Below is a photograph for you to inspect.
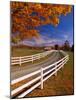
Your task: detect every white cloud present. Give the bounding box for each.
[19,34,63,46]
[63,35,68,40]
[33,35,62,46]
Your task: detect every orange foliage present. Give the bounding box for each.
[11,2,72,41]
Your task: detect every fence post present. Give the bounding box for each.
[32,55,33,63]
[62,58,66,69]
[41,67,43,89]
[19,57,21,66]
[67,55,69,61]
[55,64,57,76]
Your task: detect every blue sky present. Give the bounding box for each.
[22,6,74,47]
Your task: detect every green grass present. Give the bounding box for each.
[11,47,45,57]
[62,52,74,80]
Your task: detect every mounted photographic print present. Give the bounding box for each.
[10,1,74,99]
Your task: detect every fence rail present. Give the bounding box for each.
[11,50,55,66]
[11,51,69,98]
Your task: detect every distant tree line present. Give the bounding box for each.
[11,40,74,52]
[54,40,74,52]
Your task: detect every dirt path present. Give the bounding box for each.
[11,51,62,80]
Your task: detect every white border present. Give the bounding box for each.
[0,0,76,100]
[11,0,76,4]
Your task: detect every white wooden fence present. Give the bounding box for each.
[11,51,69,98]
[11,50,55,66]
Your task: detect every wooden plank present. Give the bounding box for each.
[12,76,41,95]
[11,69,41,85]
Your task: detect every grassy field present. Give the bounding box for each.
[11,47,45,57]
[11,47,54,68]
[26,52,74,97]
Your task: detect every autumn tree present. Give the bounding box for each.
[63,40,71,51]
[11,2,72,42]
[54,44,59,50]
